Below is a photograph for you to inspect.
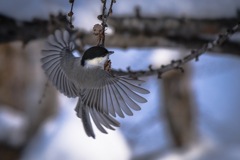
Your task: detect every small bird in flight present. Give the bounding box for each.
[41,30,150,138]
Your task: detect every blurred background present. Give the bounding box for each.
[0,0,240,160]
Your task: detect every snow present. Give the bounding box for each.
[0,105,28,147]
[0,0,240,159]
[21,95,130,160]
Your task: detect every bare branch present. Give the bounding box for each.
[111,23,240,78]
[98,0,115,46]
[99,0,107,46]
[68,0,75,29]
[108,9,238,37]
[107,0,115,17]
[1,13,239,56]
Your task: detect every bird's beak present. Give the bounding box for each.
[108,51,114,55]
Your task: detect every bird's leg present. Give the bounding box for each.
[104,60,112,73]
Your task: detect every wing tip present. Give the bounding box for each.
[89,133,96,139]
[137,88,150,95]
[128,112,134,116]
[140,98,148,103]
[145,90,150,94]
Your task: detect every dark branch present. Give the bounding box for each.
[99,34,240,56]
[108,10,239,37]
[99,0,115,46]
[68,0,75,29]
[100,0,107,46]
[111,24,240,78]
[0,13,71,44]
[106,9,240,53]
[107,0,115,17]
[1,13,239,56]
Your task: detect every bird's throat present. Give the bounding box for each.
[84,56,108,69]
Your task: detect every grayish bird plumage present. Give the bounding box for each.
[41,30,150,138]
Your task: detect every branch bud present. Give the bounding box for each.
[68,12,74,17]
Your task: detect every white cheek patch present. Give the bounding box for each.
[85,56,108,69]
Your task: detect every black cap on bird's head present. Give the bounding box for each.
[81,46,113,66]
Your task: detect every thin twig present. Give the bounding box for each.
[107,0,115,17]
[101,0,107,46]
[111,23,240,78]
[98,0,115,46]
[68,0,75,29]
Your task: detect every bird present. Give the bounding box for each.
[41,30,150,138]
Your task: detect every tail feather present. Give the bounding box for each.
[75,98,121,138]
[76,98,95,139]
[82,107,95,138]
[75,99,82,118]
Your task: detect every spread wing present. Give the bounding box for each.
[41,30,79,98]
[79,73,150,118]
[75,72,150,136]
[41,30,150,137]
